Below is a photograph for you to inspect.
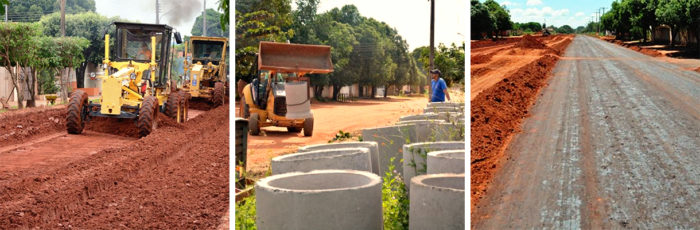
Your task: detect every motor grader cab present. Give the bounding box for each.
[66,22,186,137]
[240,41,333,136]
[182,36,228,106]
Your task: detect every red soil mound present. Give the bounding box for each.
[0,106,66,148]
[471,54,563,208]
[472,53,492,65]
[514,35,548,49]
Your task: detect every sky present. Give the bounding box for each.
[96,0,218,36]
[492,0,614,28]
[306,0,466,51]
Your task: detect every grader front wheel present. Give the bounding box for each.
[138,96,159,137]
[165,91,182,122]
[66,90,88,134]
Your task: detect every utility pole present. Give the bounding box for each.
[203,0,207,36]
[4,4,7,22]
[156,0,160,24]
[60,0,66,37]
[600,7,606,35]
[428,0,434,96]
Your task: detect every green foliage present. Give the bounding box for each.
[219,0,230,31]
[191,9,229,37]
[484,0,512,33]
[328,130,353,143]
[556,25,575,34]
[7,0,95,22]
[235,194,257,230]
[470,0,495,40]
[235,0,294,83]
[38,70,58,94]
[382,157,409,230]
[412,43,465,86]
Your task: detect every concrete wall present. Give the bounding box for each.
[256,170,383,230]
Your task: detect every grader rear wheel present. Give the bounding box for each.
[212,82,225,107]
[165,91,181,121]
[66,90,88,134]
[138,96,159,137]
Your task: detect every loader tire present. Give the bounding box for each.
[239,99,250,118]
[211,82,225,107]
[138,96,158,137]
[165,91,181,121]
[287,127,302,133]
[249,113,260,135]
[303,117,314,137]
[66,90,88,134]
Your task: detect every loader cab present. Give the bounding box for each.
[113,22,174,87]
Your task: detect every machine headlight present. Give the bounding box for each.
[121,79,129,86]
[89,72,96,80]
[130,73,136,80]
[102,63,108,69]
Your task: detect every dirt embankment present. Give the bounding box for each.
[602,37,664,57]
[0,106,229,228]
[0,106,66,148]
[470,35,573,208]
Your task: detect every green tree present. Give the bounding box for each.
[40,12,118,88]
[471,0,495,40]
[219,0,229,31]
[7,0,94,22]
[0,22,41,109]
[235,0,294,84]
[484,0,512,37]
[656,0,686,47]
[191,8,229,37]
[556,25,574,34]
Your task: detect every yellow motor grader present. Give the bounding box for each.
[240,41,333,136]
[182,36,228,107]
[66,22,186,137]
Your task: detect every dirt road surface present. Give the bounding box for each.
[0,105,228,228]
[238,96,429,176]
[474,35,699,228]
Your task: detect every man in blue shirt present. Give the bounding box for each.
[430,69,450,102]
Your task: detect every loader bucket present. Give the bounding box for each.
[258,41,333,74]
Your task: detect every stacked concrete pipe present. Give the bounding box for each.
[427,150,465,174]
[403,141,464,190]
[271,148,371,175]
[256,170,383,230]
[399,113,439,122]
[298,142,380,175]
[362,124,415,176]
[409,173,465,230]
[424,106,462,114]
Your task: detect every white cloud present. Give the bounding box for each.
[501,1,518,7]
[510,6,584,27]
[526,0,543,6]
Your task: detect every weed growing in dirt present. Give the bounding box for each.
[328,130,362,143]
[382,157,409,230]
[235,193,257,230]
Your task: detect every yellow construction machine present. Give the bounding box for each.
[66,22,186,137]
[240,41,333,136]
[182,36,228,107]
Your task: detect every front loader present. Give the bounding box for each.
[240,41,333,136]
[182,36,228,107]
[66,22,186,137]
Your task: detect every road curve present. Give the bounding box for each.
[473,35,700,229]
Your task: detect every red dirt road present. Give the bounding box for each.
[0,105,228,228]
[236,96,430,175]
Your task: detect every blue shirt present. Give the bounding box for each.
[431,78,447,102]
